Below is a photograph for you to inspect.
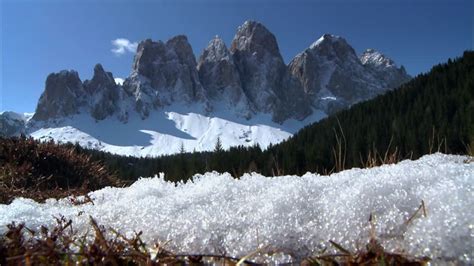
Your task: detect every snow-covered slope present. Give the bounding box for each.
[1,154,472,264]
[0,111,33,136]
[28,105,326,157]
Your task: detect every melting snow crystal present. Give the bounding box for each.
[0,153,473,263]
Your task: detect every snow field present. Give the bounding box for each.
[28,106,326,157]
[0,153,472,263]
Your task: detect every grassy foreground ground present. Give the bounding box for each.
[0,216,429,265]
[1,137,468,265]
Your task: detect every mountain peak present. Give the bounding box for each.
[230,20,311,122]
[231,20,281,58]
[90,64,114,85]
[241,20,271,32]
[32,70,86,121]
[289,33,411,114]
[166,35,189,46]
[83,64,121,121]
[360,48,396,68]
[197,35,250,115]
[86,63,115,85]
[166,35,196,64]
[359,48,411,89]
[200,35,230,63]
[309,34,351,50]
[210,35,225,45]
[126,35,205,118]
[57,69,80,78]
[136,39,162,52]
[93,63,105,74]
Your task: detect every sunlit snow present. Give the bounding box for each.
[0,154,472,263]
[28,104,326,157]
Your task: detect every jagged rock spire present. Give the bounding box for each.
[230,20,311,122]
[124,36,207,118]
[32,70,86,121]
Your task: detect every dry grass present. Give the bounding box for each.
[359,137,404,169]
[0,136,123,204]
[0,216,177,265]
[0,216,260,265]
[0,205,432,266]
[301,238,429,266]
[331,118,347,173]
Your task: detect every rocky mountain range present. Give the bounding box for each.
[1,20,411,156]
[29,20,409,123]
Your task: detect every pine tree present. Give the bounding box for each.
[214,137,223,153]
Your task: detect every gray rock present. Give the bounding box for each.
[197,36,253,117]
[124,36,206,118]
[230,20,311,122]
[360,48,411,89]
[289,34,411,114]
[83,64,121,121]
[32,70,86,121]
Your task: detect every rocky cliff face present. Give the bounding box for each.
[83,64,122,121]
[360,48,411,89]
[32,70,86,121]
[197,36,252,117]
[289,34,411,114]
[32,65,125,122]
[25,21,410,126]
[230,21,311,122]
[124,36,207,119]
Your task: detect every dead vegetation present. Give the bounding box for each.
[0,136,122,204]
[0,216,259,265]
[0,202,432,265]
[302,238,430,266]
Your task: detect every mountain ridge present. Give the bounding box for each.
[0,20,411,156]
[29,20,410,124]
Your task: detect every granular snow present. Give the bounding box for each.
[0,153,472,263]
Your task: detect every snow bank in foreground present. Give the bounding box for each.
[0,154,473,263]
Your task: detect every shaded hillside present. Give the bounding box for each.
[74,51,473,181]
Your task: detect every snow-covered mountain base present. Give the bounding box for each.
[28,105,326,157]
[1,154,472,263]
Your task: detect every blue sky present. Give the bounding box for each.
[1,0,472,113]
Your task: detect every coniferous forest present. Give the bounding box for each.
[65,51,474,182]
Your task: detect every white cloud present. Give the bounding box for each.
[111,38,138,56]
